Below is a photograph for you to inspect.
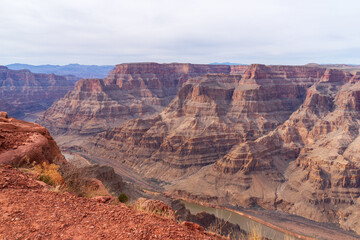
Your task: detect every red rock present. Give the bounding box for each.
[0,166,218,240]
[181,221,204,232]
[0,114,66,166]
[0,112,8,118]
[92,195,112,203]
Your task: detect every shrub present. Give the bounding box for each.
[130,198,176,220]
[33,162,64,187]
[39,174,53,185]
[118,193,129,203]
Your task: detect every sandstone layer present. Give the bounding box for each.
[0,111,66,166]
[39,63,247,135]
[84,65,360,235]
[0,66,74,119]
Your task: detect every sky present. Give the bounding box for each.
[0,0,360,65]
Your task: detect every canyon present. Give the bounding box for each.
[0,62,358,238]
[0,66,74,119]
[38,63,360,236]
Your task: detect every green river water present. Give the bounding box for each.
[182,200,301,240]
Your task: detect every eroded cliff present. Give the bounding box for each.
[0,66,74,119]
[82,65,360,234]
[39,63,235,135]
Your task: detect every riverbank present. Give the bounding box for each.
[169,195,360,240]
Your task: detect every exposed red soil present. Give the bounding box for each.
[0,166,219,240]
[0,112,66,166]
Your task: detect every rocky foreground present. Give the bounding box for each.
[0,112,221,239]
[0,166,218,240]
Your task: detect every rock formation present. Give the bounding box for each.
[169,68,360,234]
[0,111,66,166]
[61,163,123,197]
[86,65,326,179]
[0,66,74,119]
[0,166,218,240]
[82,64,360,234]
[39,63,239,135]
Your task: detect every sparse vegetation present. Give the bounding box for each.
[247,222,264,240]
[39,174,52,185]
[33,162,64,187]
[118,193,129,203]
[204,209,247,239]
[130,198,175,220]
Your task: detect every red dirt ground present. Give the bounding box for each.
[0,166,220,240]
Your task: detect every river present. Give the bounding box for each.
[181,200,301,240]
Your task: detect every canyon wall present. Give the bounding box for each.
[39,63,234,134]
[0,66,74,119]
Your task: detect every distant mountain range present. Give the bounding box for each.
[6,63,114,79]
[210,62,245,65]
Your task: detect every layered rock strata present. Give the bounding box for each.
[0,66,74,119]
[87,65,326,180]
[169,69,360,234]
[39,63,245,135]
[85,65,360,234]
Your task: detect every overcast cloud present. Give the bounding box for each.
[0,0,359,65]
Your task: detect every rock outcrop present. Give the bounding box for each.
[0,66,74,119]
[39,63,238,135]
[133,198,176,221]
[0,111,66,166]
[83,65,360,234]
[61,163,123,197]
[0,166,218,240]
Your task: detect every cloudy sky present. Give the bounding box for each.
[0,0,359,65]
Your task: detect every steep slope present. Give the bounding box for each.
[0,66,74,119]
[0,166,218,240]
[39,63,237,135]
[0,111,66,166]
